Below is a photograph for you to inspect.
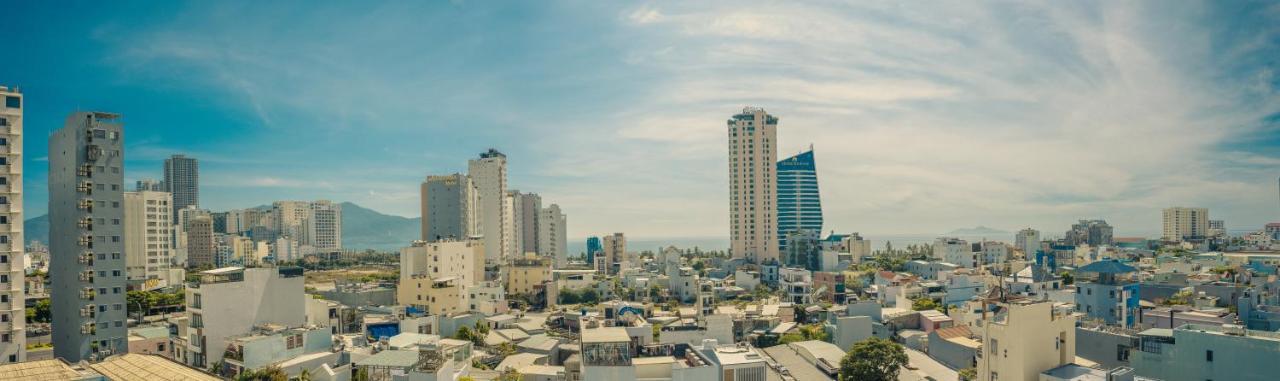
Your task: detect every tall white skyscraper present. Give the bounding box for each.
[0,86,25,363]
[124,190,173,290]
[728,107,779,262]
[1015,228,1040,257]
[503,190,519,258]
[50,111,129,362]
[538,204,567,267]
[468,149,508,262]
[1163,207,1209,242]
[305,200,342,251]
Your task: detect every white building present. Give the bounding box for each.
[303,200,341,251]
[976,300,1076,381]
[469,149,508,262]
[538,204,567,267]
[185,267,305,369]
[780,267,813,304]
[399,239,486,288]
[0,86,23,363]
[1015,228,1040,257]
[124,190,173,290]
[728,107,779,262]
[977,241,1009,266]
[935,237,973,267]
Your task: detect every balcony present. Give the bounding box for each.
[77,181,93,194]
[81,323,96,335]
[80,306,95,318]
[78,252,94,265]
[78,271,94,283]
[80,287,96,301]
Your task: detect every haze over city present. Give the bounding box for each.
[3,1,1276,240]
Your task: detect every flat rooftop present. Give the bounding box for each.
[582,327,631,343]
[89,353,220,381]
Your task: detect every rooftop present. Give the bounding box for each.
[89,354,220,381]
[711,345,766,365]
[582,327,631,343]
[356,350,421,368]
[1041,363,1107,381]
[0,360,90,381]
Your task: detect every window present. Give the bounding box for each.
[1206,350,1213,362]
[4,96,18,109]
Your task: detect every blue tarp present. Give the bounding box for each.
[367,322,400,341]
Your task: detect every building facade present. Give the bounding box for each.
[1163,207,1209,242]
[50,111,129,362]
[538,204,567,267]
[728,107,779,262]
[776,149,821,253]
[184,267,305,369]
[0,86,23,363]
[123,190,173,290]
[976,300,1076,381]
[420,173,480,242]
[186,215,216,268]
[1015,228,1039,257]
[602,233,626,275]
[468,149,508,262]
[162,154,198,221]
[303,200,341,251]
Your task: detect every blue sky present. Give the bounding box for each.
[4,0,1279,239]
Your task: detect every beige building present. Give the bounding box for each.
[0,85,24,363]
[1162,207,1208,242]
[185,215,216,268]
[506,255,552,296]
[976,299,1076,381]
[538,204,567,267]
[728,107,779,262]
[399,239,486,288]
[602,233,626,275]
[399,276,465,316]
[271,201,310,240]
[124,190,173,290]
[469,149,508,263]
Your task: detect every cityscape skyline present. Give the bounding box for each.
[3,1,1279,240]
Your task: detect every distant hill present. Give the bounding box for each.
[24,214,48,245]
[946,226,1010,236]
[339,202,420,251]
[24,202,420,251]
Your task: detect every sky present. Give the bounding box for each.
[4,0,1279,240]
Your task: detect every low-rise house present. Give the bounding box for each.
[1130,324,1280,381]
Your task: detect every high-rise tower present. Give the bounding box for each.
[162,154,198,221]
[0,86,25,363]
[776,148,822,253]
[468,149,508,262]
[421,173,480,242]
[50,111,129,362]
[728,107,779,262]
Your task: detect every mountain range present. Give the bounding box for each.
[24,202,420,252]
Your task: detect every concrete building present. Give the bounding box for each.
[469,148,508,262]
[135,178,163,192]
[976,241,1009,266]
[50,111,129,362]
[976,300,1076,381]
[303,200,341,251]
[1130,324,1280,381]
[420,173,480,242]
[515,191,542,256]
[602,233,626,275]
[220,325,337,379]
[1065,219,1114,247]
[185,215,216,268]
[1163,207,1209,242]
[935,237,972,266]
[399,239,486,289]
[0,86,23,364]
[162,154,198,222]
[776,148,822,254]
[586,236,602,264]
[506,255,552,296]
[184,266,306,368]
[1016,228,1040,257]
[779,267,812,304]
[123,190,173,290]
[1074,260,1140,327]
[539,204,567,267]
[728,107,779,262]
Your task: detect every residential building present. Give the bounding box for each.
[506,255,552,296]
[186,215,216,268]
[975,241,1009,266]
[468,148,508,262]
[776,148,822,253]
[303,200,341,251]
[1065,220,1113,247]
[50,111,128,362]
[503,190,519,259]
[515,191,541,255]
[399,239,486,289]
[135,178,163,192]
[603,233,626,275]
[420,173,480,242]
[728,107,779,262]
[163,154,198,222]
[123,190,173,290]
[272,201,310,241]
[1130,324,1280,381]
[184,266,306,368]
[935,237,972,267]
[783,229,820,271]
[1015,228,1040,257]
[1163,207,1209,242]
[220,325,338,379]
[1074,260,1140,327]
[976,300,1076,381]
[0,86,23,364]
[538,204,567,267]
[780,267,812,304]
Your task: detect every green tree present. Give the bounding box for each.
[353,367,370,381]
[959,367,977,381]
[27,299,52,323]
[498,368,523,381]
[779,333,806,344]
[839,337,908,381]
[911,297,940,312]
[1060,272,1075,285]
